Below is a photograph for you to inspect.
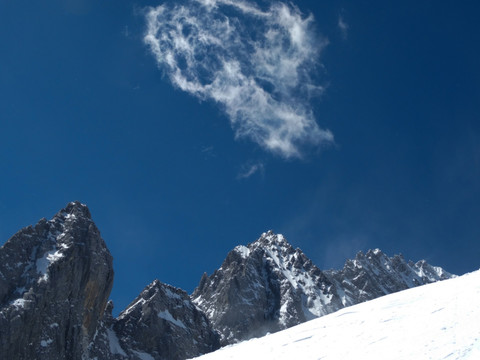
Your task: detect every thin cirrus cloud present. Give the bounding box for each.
[338,15,349,39]
[237,161,265,179]
[144,0,334,158]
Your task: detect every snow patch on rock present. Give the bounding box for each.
[107,328,127,356]
[158,309,187,329]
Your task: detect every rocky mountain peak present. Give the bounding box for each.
[251,231,291,251]
[192,232,339,344]
[117,279,189,322]
[256,230,283,243]
[1,203,221,360]
[111,279,220,359]
[56,201,91,220]
[193,234,455,346]
[0,205,456,359]
[0,202,113,360]
[366,248,384,257]
[326,248,455,308]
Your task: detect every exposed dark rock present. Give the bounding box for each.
[192,231,341,344]
[0,202,221,360]
[0,201,114,360]
[192,231,455,345]
[324,248,454,306]
[109,280,220,360]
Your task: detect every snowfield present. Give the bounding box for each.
[192,269,480,360]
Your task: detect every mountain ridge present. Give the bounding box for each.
[192,230,453,344]
[191,269,480,360]
[0,203,455,359]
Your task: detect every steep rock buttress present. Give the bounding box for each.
[0,202,114,360]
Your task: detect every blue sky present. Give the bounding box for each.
[1,0,479,314]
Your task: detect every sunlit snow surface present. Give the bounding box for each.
[192,270,480,360]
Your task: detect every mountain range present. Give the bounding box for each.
[0,202,454,359]
[192,268,480,359]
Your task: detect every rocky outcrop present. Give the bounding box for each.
[90,281,221,360]
[324,248,454,306]
[192,231,342,344]
[192,231,455,344]
[0,202,220,360]
[0,201,114,360]
[109,280,220,360]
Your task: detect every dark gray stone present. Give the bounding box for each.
[0,201,114,360]
[192,231,455,345]
[192,231,341,344]
[110,280,220,360]
[0,202,220,360]
[324,248,454,306]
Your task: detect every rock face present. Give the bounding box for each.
[0,201,219,360]
[0,202,114,360]
[90,280,220,360]
[192,231,340,344]
[324,248,453,307]
[108,280,220,360]
[192,231,455,345]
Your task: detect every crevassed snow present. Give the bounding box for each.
[158,309,187,329]
[107,328,127,356]
[192,269,480,360]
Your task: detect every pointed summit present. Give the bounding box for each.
[55,201,92,220]
[249,231,296,261]
[193,236,455,345]
[192,231,337,344]
[253,230,289,247]
[0,202,113,360]
[114,279,219,359]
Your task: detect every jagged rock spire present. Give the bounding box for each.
[0,202,114,360]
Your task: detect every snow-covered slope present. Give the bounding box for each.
[192,269,480,360]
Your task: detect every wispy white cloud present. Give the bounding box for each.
[200,145,216,159]
[144,0,334,158]
[237,161,265,179]
[338,15,349,39]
